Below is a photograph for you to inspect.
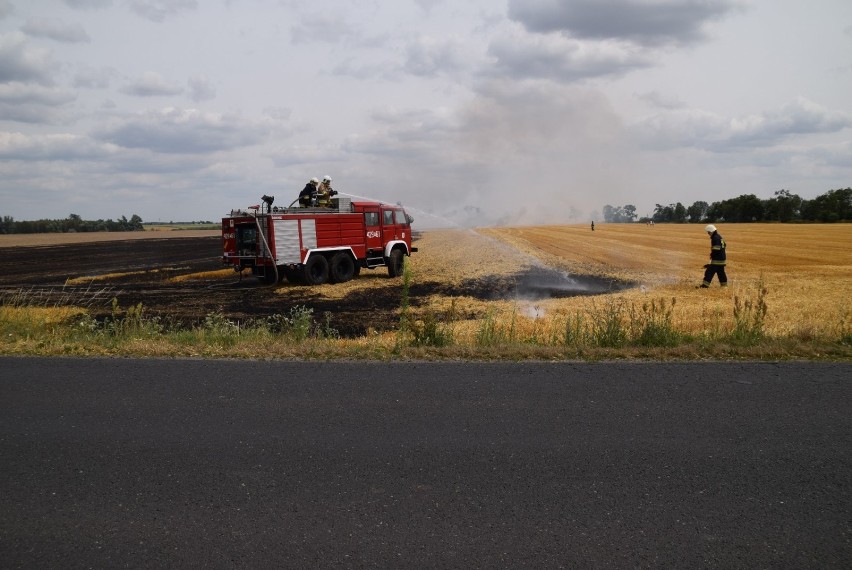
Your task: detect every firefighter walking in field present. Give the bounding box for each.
[699,224,727,288]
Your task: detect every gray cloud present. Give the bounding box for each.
[290,11,389,48]
[120,72,183,97]
[331,58,400,81]
[488,31,652,82]
[637,90,686,110]
[0,132,115,160]
[129,0,198,23]
[64,0,113,8]
[187,74,215,102]
[634,97,852,151]
[22,17,91,43]
[93,107,270,154]
[809,141,852,168]
[0,102,74,124]
[413,0,444,13]
[508,0,742,46]
[0,82,76,106]
[0,32,57,85]
[73,65,119,89]
[404,36,471,78]
[0,0,14,20]
[290,13,359,45]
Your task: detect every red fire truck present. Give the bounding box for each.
[222,196,417,284]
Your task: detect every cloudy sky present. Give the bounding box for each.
[1,0,850,227]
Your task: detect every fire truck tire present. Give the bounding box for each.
[387,248,404,277]
[303,254,330,285]
[330,253,356,283]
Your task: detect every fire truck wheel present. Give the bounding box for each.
[330,253,356,283]
[303,254,330,285]
[387,249,404,277]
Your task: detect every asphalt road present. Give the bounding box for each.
[1,358,849,568]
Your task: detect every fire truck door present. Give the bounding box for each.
[381,208,398,247]
[364,209,382,254]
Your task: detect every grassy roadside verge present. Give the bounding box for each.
[3,274,850,361]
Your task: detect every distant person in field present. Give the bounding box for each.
[591,221,595,231]
[698,224,727,288]
[316,175,337,208]
[299,177,319,207]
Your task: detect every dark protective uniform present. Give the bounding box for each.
[701,230,727,287]
[298,183,316,207]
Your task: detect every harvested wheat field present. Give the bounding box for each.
[1,224,850,356]
[0,230,219,248]
[467,223,852,342]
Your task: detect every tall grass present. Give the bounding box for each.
[1,278,849,359]
[730,279,768,345]
[397,258,454,348]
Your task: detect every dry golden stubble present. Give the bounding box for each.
[477,223,852,339]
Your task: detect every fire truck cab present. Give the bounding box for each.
[222,197,417,285]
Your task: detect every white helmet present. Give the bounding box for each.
[310,177,319,184]
[322,175,332,183]
[705,224,717,233]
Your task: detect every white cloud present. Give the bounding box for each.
[635,97,852,151]
[73,65,119,89]
[129,0,198,23]
[0,131,115,160]
[187,74,215,102]
[404,36,472,77]
[92,107,271,154]
[22,17,91,43]
[120,72,183,97]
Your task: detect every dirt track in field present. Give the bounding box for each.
[0,233,631,337]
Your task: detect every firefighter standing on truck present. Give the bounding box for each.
[316,175,337,208]
[299,177,319,207]
[699,224,727,288]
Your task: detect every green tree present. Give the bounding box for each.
[801,188,851,222]
[686,201,708,223]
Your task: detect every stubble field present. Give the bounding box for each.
[1,223,850,358]
[477,223,852,341]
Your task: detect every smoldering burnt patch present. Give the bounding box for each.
[419,267,635,301]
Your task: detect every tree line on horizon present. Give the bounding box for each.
[602,187,851,224]
[0,213,145,235]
